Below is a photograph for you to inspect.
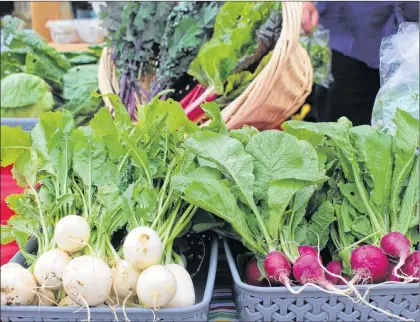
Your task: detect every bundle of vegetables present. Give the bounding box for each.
[0,16,103,125]
[0,93,226,310]
[100,1,222,120]
[184,2,282,120]
[283,109,419,285]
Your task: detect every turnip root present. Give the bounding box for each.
[136,265,177,308]
[298,245,319,259]
[58,296,80,307]
[245,258,266,286]
[33,289,56,306]
[112,260,142,299]
[350,245,388,283]
[164,264,195,308]
[62,255,113,306]
[264,251,291,285]
[325,260,343,285]
[380,232,411,280]
[401,251,419,280]
[54,215,91,253]
[1,263,37,305]
[123,226,163,270]
[34,249,71,290]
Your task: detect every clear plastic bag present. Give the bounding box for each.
[372,23,419,135]
[300,25,334,88]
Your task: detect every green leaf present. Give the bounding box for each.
[349,126,393,214]
[246,131,327,201]
[25,50,65,88]
[173,175,260,254]
[390,109,419,219]
[306,200,335,249]
[184,130,255,206]
[200,102,227,134]
[0,73,52,108]
[168,18,202,58]
[12,150,41,187]
[0,125,31,167]
[1,225,16,245]
[229,125,259,146]
[395,155,419,235]
[0,50,26,79]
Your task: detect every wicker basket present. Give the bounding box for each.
[98,2,313,130]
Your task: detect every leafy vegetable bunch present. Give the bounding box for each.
[283,109,419,275]
[100,1,222,120]
[0,16,103,125]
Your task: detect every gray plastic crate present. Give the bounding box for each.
[1,118,39,131]
[224,238,419,322]
[1,237,218,322]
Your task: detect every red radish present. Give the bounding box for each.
[298,245,318,258]
[401,251,419,280]
[338,275,350,286]
[350,245,388,283]
[387,262,402,282]
[292,253,339,292]
[245,258,266,286]
[264,251,291,285]
[325,260,342,285]
[380,232,411,279]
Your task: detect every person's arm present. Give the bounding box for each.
[301,2,319,33]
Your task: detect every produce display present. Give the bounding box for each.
[0,4,417,322]
[0,16,103,125]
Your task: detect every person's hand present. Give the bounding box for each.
[301,2,319,33]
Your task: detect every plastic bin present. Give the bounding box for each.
[46,19,104,44]
[1,117,39,131]
[223,238,419,322]
[1,237,218,321]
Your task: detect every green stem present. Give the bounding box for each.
[73,182,88,220]
[164,240,173,265]
[161,202,180,248]
[106,238,121,264]
[352,165,383,234]
[166,204,196,244]
[151,188,174,230]
[250,203,274,252]
[30,185,49,254]
[172,251,183,266]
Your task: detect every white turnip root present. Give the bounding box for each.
[1,263,37,305]
[350,245,388,283]
[54,215,91,253]
[33,288,56,306]
[34,249,71,290]
[112,260,142,299]
[164,264,195,308]
[136,265,177,308]
[123,226,163,270]
[62,255,113,306]
[58,296,80,307]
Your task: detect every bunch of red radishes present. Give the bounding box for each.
[245,232,419,292]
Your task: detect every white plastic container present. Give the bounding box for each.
[46,20,79,44]
[46,19,104,44]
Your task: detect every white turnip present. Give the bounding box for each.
[33,288,56,306]
[54,215,91,253]
[123,226,163,270]
[1,263,37,305]
[136,265,177,308]
[112,260,142,299]
[164,264,195,308]
[62,255,113,306]
[34,249,71,290]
